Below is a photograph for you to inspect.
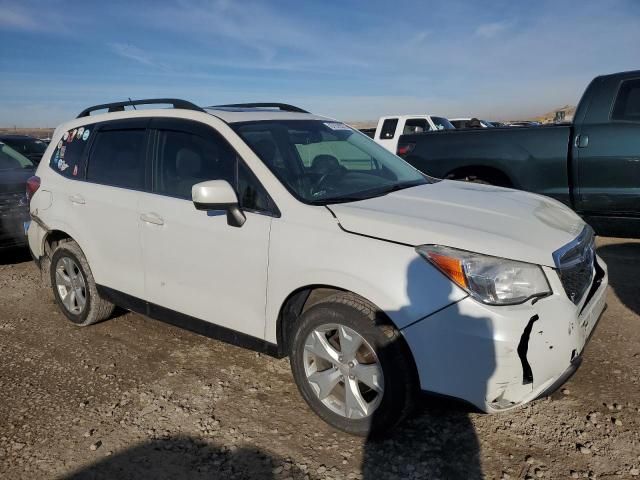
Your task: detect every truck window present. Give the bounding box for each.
[379,118,398,139]
[431,117,455,130]
[612,79,640,122]
[403,119,429,135]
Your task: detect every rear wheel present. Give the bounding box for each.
[290,293,418,436]
[50,240,115,326]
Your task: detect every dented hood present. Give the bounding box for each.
[327,181,585,267]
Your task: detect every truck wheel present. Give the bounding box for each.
[464,176,493,185]
[50,240,115,326]
[290,293,418,436]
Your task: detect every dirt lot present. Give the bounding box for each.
[1,237,639,480]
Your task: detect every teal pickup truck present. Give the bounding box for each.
[396,70,640,237]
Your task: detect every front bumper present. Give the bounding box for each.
[401,255,608,413]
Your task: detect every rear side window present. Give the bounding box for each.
[87,129,146,189]
[379,118,398,139]
[612,79,640,121]
[50,126,92,178]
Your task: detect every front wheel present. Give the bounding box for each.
[290,293,418,436]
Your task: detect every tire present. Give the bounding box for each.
[290,292,418,436]
[464,176,493,185]
[50,240,115,326]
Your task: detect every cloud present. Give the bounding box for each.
[475,21,510,38]
[0,7,38,31]
[0,0,72,33]
[108,42,155,66]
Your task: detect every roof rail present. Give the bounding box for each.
[209,103,309,113]
[76,98,205,118]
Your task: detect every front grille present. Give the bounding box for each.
[553,226,596,304]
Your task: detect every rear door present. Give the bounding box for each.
[574,76,640,216]
[139,118,274,339]
[69,119,149,298]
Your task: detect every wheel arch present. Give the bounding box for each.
[276,284,403,357]
[444,165,515,187]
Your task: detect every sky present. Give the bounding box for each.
[1,0,639,127]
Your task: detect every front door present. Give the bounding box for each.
[575,77,640,216]
[139,118,275,339]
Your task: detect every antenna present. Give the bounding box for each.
[129,98,137,110]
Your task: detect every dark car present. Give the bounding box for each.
[0,142,35,249]
[396,70,640,237]
[0,135,48,165]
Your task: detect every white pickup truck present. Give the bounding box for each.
[368,115,454,153]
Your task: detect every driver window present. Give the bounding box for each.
[154,129,235,199]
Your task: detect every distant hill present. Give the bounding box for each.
[0,127,55,139]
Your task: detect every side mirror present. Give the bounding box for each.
[192,180,246,227]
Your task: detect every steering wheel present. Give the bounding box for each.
[313,166,347,194]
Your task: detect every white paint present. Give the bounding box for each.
[28,106,608,414]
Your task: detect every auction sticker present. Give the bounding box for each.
[82,129,90,141]
[324,122,352,131]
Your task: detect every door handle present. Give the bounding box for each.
[140,212,165,226]
[69,194,85,205]
[575,134,589,148]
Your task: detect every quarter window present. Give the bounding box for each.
[612,79,640,121]
[50,125,92,178]
[87,129,146,189]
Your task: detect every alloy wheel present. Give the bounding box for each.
[302,323,384,419]
[55,256,87,315]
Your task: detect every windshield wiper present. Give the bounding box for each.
[311,181,425,205]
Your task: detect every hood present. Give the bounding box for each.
[327,181,585,267]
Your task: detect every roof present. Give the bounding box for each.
[204,107,328,123]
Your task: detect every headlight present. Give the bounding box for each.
[416,245,551,305]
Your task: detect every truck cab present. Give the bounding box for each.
[372,115,454,153]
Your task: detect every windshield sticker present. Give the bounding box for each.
[82,129,90,141]
[324,122,351,131]
[57,158,69,171]
[68,130,76,142]
[62,132,69,141]
[57,140,63,149]
[76,127,84,140]
[73,165,78,176]
[60,146,66,158]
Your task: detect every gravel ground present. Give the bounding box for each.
[0,237,639,480]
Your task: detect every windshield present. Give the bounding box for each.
[430,117,455,130]
[0,143,35,170]
[232,120,429,204]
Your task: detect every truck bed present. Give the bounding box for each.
[399,125,573,205]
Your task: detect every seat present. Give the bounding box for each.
[311,154,340,175]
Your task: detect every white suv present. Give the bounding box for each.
[27,99,608,435]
